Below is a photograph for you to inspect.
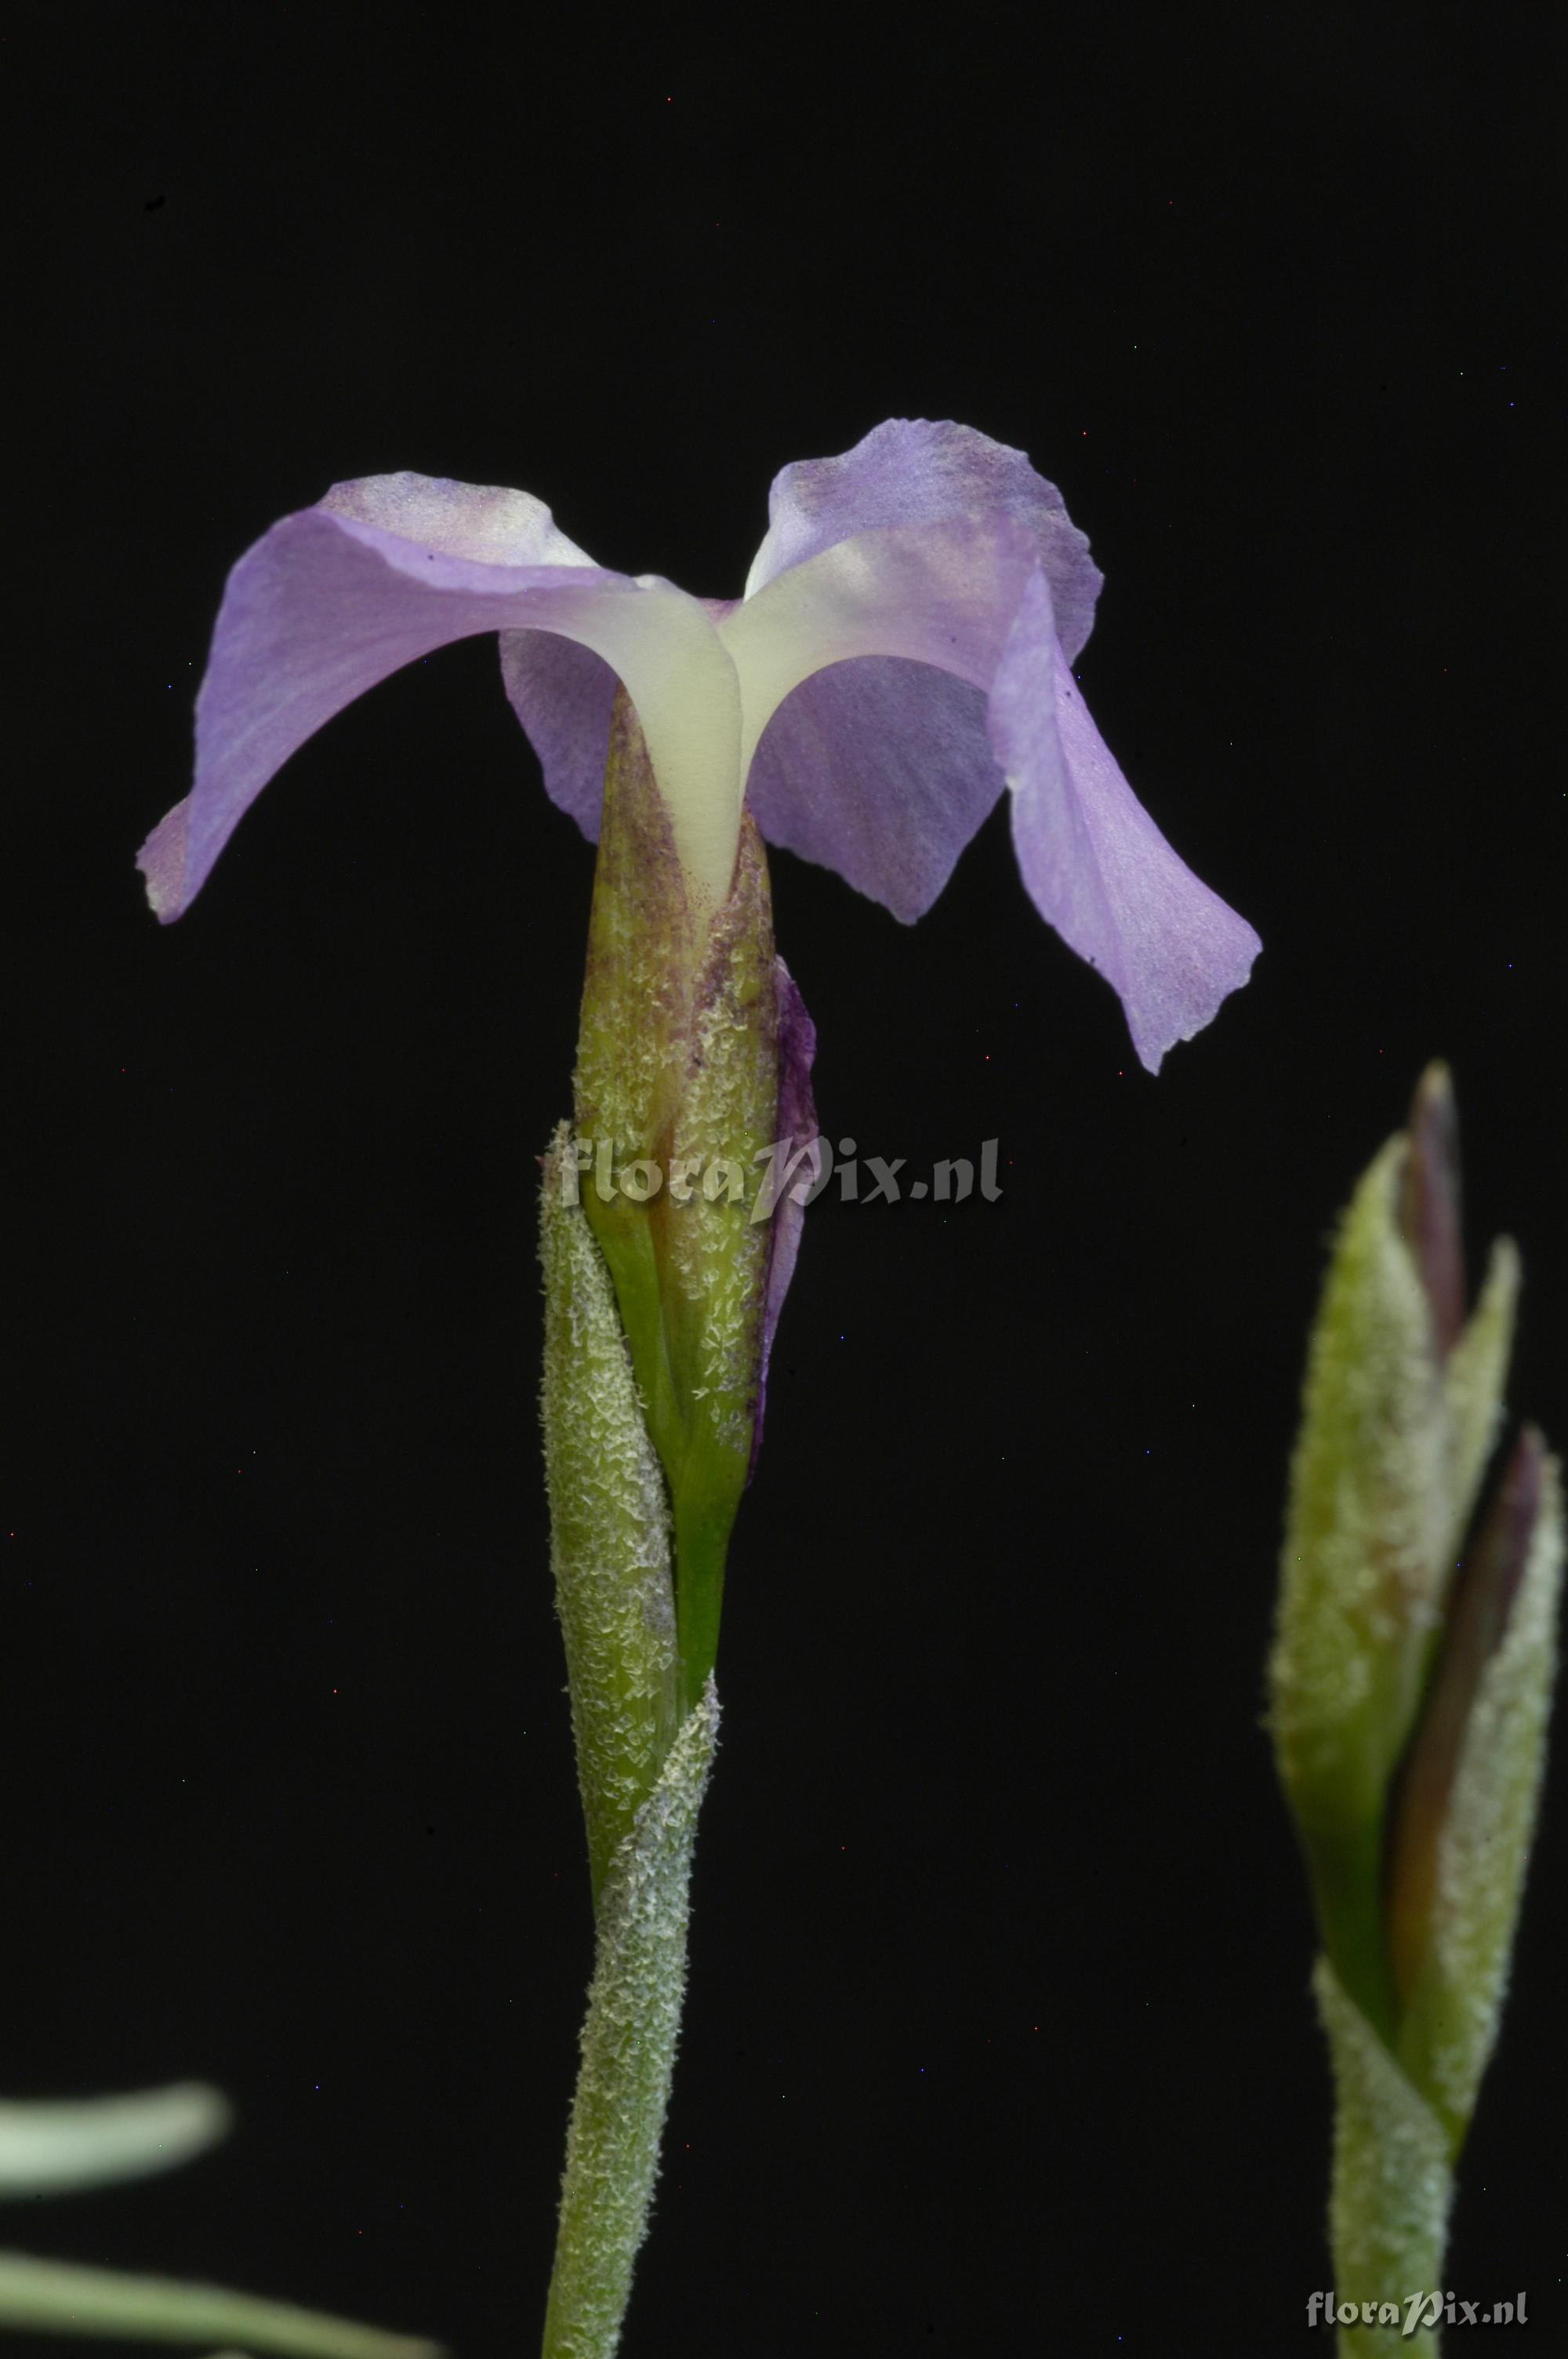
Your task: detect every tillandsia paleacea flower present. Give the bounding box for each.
[140,420,1260,2357]
[1269,1066,1561,2357]
[137,417,1262,1707]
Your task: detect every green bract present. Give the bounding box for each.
[571,687,783,1716]
[539,1122,682,1906]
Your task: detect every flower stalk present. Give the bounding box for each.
[136,418,1264,2359]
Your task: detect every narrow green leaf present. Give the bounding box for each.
[0,2085,230,2200]
[0,2253,441,2359]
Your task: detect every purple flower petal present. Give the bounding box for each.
[497,628,621,841]
[726,502,1258,1063]
[721,507,1043,911]
[746,416,1103,663]
[740,660,998,923]
[990,568,1261,1072]
[139,473,742,921]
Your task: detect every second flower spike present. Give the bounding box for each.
[1270,1066,1561,2351]
[1269,1064,1527,2048]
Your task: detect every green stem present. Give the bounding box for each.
[541,1688,718,2359]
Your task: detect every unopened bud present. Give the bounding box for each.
[1388,1426,1561,2146]
[1397,1061,1465,1361]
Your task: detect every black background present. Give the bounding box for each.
[5,5,1564,2353]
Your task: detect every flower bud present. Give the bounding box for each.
[1386,1425,1561,2147]
[1397,1061,1465,1361]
